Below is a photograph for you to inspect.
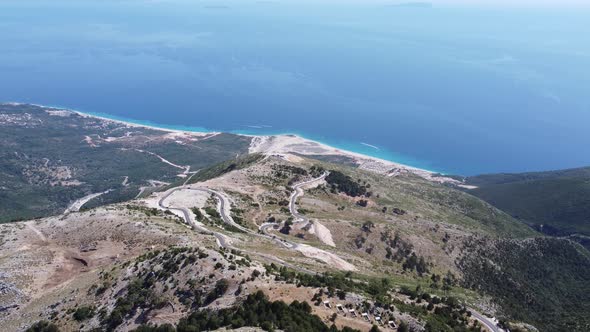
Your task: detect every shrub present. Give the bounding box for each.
[73,305,95,321]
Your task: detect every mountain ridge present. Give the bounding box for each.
[1,103,589,332]
[464,167,590,237]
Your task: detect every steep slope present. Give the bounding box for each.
[1,198,486,332]
[191,155,589,331]
[465,167,590,236]
[458,237,590,332]
[2,104,589,332]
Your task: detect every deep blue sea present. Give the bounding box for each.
[1,1,589,175]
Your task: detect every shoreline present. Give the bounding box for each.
[35,104,215,137]
[4,102,459,183]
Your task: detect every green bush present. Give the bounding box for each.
[134,291,360,332]
[73,305,95,321]
[26,321,60,332]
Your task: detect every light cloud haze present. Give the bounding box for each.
[292,0,590,9]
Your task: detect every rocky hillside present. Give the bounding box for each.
[1,104,589,332]
[0,202,487,332]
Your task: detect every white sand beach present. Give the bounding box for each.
[35,103,461,184]
[249,135,461,184]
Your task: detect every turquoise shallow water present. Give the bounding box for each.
[1,1,590,175]
[80,109,435,173]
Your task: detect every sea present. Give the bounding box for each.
[1,0,589,175]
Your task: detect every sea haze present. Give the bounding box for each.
[1,0,589,175]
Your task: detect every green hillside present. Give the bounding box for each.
[465,167,590,236]
[459,237,590,332]
[0,103,251,222]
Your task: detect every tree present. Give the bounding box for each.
[416,256,428,276]
[73,305,95,321]
[403,253,418,271]
[369,325,381,332]
[443,271,456,290]
[362,221,374,232]
[205,278,229,304]
[325,171,368,197]
[327,286,336,297]
[398,321,409,332]
[280,220,293,235]
[26,321,60,332]
[260,321,273,331]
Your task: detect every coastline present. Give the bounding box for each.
[5,102,459,183]
[38,104,215,136]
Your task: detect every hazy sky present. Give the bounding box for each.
[7,0,590,9]
[428,0,589,7]
[287,0,590,9]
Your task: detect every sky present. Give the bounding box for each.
[272,0,590,8]
[428,0,589,8]
[7,0,590,7]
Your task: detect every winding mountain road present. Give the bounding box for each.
[157,171,499,322]
[157,184,313,273]
[259,172,328,245]
[289,172,328,224]
[158,187,229,247]
[64,189,113,215]
[158,172,328,251]
[470,310,502,332]
[203,187,299,249]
